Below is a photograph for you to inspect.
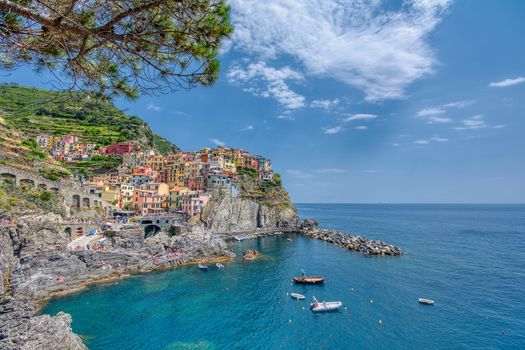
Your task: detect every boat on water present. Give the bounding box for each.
[197,264,208,271]
[216,263,224,269]
[310,297,342,312]
[293,269,325,284]
[418,298,434,305]
[290,293,306,300]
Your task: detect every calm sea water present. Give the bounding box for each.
[41,204,525,349]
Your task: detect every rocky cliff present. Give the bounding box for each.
[0,204,230,349]
[199,174,299,233]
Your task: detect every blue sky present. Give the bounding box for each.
[2,0,524,203]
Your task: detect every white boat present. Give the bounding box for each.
[418,298,434,305]
[216,263,224,269]
[197,264,208,271]
[290,293,305,300]
[310,297,342,312]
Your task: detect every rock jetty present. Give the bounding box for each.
[301,228,402,256]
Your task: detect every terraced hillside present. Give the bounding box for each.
[0,84,178,155]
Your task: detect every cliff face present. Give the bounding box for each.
[199,175,299,233]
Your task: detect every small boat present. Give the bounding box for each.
[287,238,293,241]
[197,264,208,271]
[418,298,434,305]
[290,293,305,300]
[293,276,325,284]
[216,263,224,269]
[310,297,342,312]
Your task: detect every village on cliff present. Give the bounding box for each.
[35,134,277,218]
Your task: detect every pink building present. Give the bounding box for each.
[99,143,133,155]
[181,194,209,216]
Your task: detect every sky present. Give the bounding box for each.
[2,0,525,203]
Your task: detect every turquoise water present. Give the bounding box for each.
[41,204,525,349]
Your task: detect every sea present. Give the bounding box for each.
[41,204,525,349]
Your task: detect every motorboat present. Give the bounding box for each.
[310,297,342,312]
[197,264,208,271]
[418,298,434,305]
[290,293,305,300]
[216,263,224,269]
[293,275,325,284]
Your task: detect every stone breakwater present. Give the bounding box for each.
[301,229,403,256]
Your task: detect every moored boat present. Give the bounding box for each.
[310,297,342,312]
[197,264,208,271]
[216,263,224,269]
[293,276,325,284]
[290,293,305,300]
[418,298,434,305]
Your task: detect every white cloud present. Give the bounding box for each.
[489,76,525,88]
[392,143,400,147]
[323,126,344,134]
[417,100,474,124]
[229,0,451,101]
[227,61,305,110]
[147,104,162,112]
[443,100,475,108]
[454,115,487,130]
[241,125,254,131]
[416,107,451,123]
[276,114,295,120]
[417,107,445,117]
[315,168,348,174]
[426,116,452,124]
[342,113,378,122]
[414,136,448,145]
[365,169,379,173]
[354,125,368,130]
[310,98,340,110]
[493,124,506,129]
[210,138,225,146]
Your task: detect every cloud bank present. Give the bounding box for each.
[228,0,451,103]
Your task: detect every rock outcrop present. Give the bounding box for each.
[0,213,231,349]
[200,194,299,234]
[242,249,260,261]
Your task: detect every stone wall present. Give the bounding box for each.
[0,164,113,213]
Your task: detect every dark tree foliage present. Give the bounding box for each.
[0,0,233,98]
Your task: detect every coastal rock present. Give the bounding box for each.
[21,312,87,350]
[242,249,260,261]
[201,197,259,232]
[300,229,402,256]
[200,196,299,234]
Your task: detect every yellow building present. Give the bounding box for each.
[101,186,119,205]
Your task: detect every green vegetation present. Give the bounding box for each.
[21,138,48,160]
[237,167,258,177]
[167,225,178,237]
[0,84,179,155]
[0,1,232,98]
[67,155,122,176]
[0,183,65,216]
[39,167,71,181]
